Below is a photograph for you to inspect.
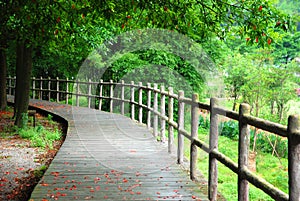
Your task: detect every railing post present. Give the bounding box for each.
[177,90,184,164]
[8,76,12,95]
[121,80,125,115]
[147,83,152,129]
[88,79,92,108]
[130,81,135,120]
[99,79,103,110]
[56,77,59,102]
[66,78,69,105]
[39,77,43,100]
[288,115,300,201]
[138,82,143,123]
[153,83,158,137]
[76,80,79,107]
[190,93,199,181]
[110,80,114,112]
[168,87,174,153]
[238,103,251,201]
[48,77,51,101]
[160,85,166,142]
[32,77,35,99]
[209,98,219,201]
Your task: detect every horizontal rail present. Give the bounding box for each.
[5,76,299,201]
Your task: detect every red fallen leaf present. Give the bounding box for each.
[173,189,179,193]
[104,195,108,199]
[94,177,101,183]
[123,178,128,183]
[5,172,9,175]
[136,191,142,195]
[129,191,135,195]
[61,193,67,196]
[54,187,65,190]
[157,192,160,195]
[41,183,49,186]
[95,186,101,191]
[1,178,8,182]
[90,189,95,193]
[70,185,77,190]
[51,172,60,177]
[192,195,197,199]
[13,172,18,174]
[42,199,49,201]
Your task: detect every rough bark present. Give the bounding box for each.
[0,48,7,110]
[14,40,33,127]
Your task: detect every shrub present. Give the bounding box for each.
[250,129,287,158]
[199,115,210,129]
[219,120,239,140]
[18,125,62,149]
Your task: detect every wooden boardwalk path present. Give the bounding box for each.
[8,97,208,200]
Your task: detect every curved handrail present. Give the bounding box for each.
[6,76,300,201]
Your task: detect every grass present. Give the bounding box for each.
[193,128,288,201]
[18,125,62,149]
[0,107,63,149]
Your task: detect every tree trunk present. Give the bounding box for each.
[0,48,7,111]
[14,40,33,128]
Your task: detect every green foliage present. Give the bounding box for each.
[198,115,210,129]
[250,129,288,158]
[47,114,53,122]
[219,120,239,140]
[20,113,29,129]
[33,165,48,178]
[18,125,61,149]
[197,130,288,200]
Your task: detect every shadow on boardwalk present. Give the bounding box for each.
[7,97,209,200]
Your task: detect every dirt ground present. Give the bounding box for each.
[0,109,65,201]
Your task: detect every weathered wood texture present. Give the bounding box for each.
[6,77,300,201]
[7,96,208,201]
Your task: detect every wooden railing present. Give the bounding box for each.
[6,76,300,201]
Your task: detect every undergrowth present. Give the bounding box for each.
[196,118,288,201]
[18,125,62,149]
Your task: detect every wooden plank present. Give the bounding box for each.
[6,96,208,201]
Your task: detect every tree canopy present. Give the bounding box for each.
[0,0,298,127]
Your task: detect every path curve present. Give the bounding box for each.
[8,96,208,201]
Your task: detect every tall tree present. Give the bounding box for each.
[0,0,293,127]
[0,46,7,110]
